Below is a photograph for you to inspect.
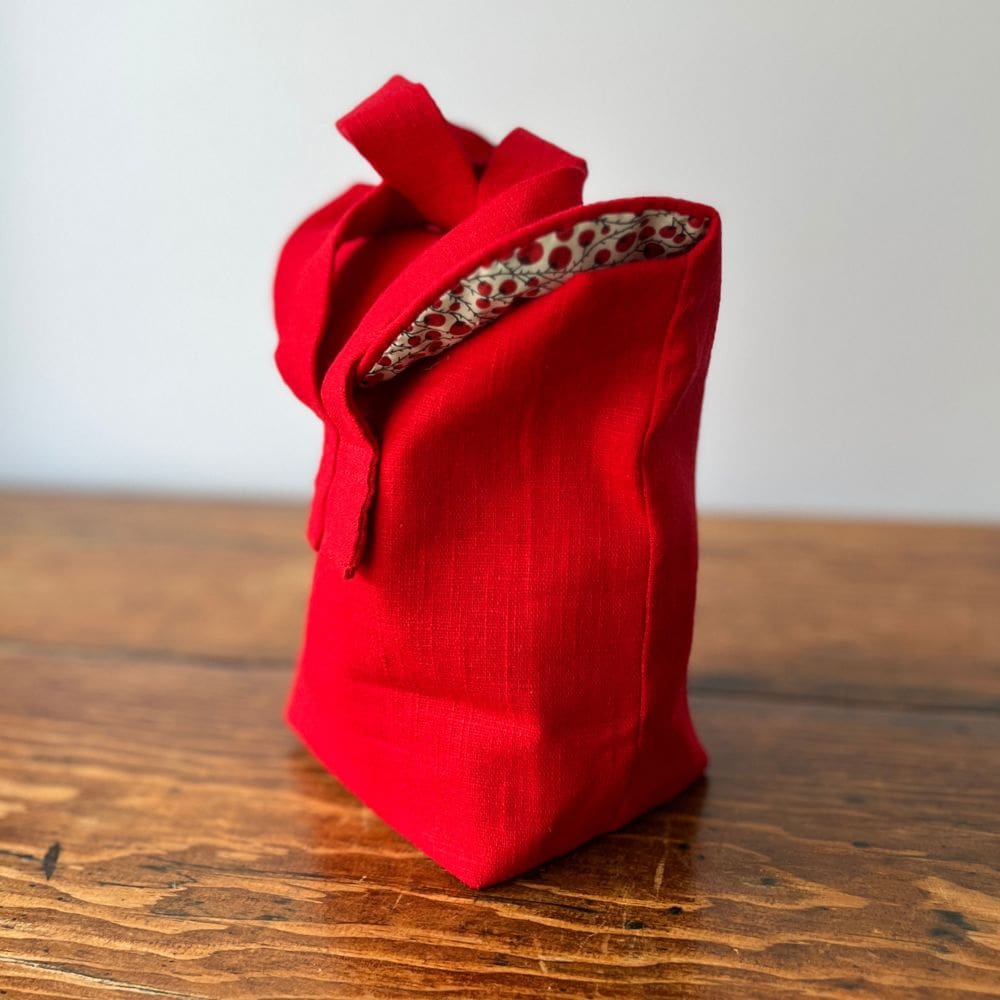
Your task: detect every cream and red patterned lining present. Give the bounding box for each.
[361,210,710,386]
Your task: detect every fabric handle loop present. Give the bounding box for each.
[336,75,480,230]
[319,78,591,578]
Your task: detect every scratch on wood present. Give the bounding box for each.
[0,848,37,862]
[651,836,673,897]
[0,955,209,998]
[42,841,61,880]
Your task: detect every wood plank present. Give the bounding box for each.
[691,516,1000,711]
[1,648,997,999]
[0,492,311,662]
[2,493,998,708]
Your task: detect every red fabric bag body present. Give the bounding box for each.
[273,76,722,888]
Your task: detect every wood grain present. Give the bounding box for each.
[2,648,998,999]
[2,493,999,709]
[1,493,998,998]
[0,492,310,663]
[691,516,1000,711]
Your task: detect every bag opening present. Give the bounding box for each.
[361,208,710,387]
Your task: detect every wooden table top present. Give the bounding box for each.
[1,492,998,999]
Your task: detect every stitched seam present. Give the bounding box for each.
[615,250,696,828]
[342,366,382,577]
[309,423,340,552]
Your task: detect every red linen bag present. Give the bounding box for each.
[273,76,722,889]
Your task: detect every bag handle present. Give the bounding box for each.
[319,159,590,579]
[333,94,589,387]
[313,79,590,577]
[476,126,587,203]
[336,75,483,229]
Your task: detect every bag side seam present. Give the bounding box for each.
[614,250,697,828]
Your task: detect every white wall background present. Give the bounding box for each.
[2,0,998,520]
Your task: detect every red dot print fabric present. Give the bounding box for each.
[363,210,709,385]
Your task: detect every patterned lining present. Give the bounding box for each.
[361,210,710,386]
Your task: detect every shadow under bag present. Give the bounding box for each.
[273,75,722,888]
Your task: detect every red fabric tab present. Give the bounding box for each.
[336,75,479,229]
